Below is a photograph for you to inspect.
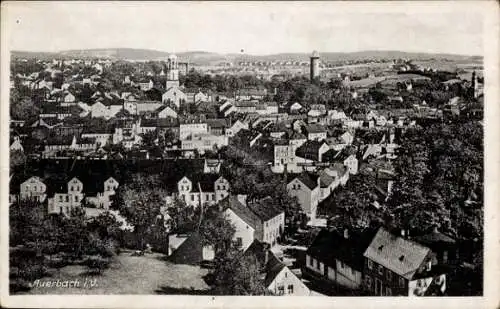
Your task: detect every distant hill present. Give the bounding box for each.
[10,48,482,65]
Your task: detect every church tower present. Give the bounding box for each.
[471,71,479,99]
[165,54,180,90]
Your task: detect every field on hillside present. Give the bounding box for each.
[20,251,210,295]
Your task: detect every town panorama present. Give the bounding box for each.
[9,48,483,296]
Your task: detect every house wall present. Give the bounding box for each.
[179,123,208,139]
[345,156,358,175]
[262,212,284,247]
[224,209,255,251]
[20,177,47,202]
[287,179,319,219]
[162,88,187,108]
[81,133,112,146]
[307,132,327,141]
[268,267,311,296]
[334,259,362,289]
[305,254,325,275]
[158,107,177,119]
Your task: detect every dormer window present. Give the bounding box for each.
[399,255,405,262]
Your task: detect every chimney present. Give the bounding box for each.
[343,228,349,239]
[237,194,247,206]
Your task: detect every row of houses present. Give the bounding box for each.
[10,175,119,216]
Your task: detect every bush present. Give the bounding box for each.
[10,278,32,293]
[16,263,49,281]
[84,255,111,275]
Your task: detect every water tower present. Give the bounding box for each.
[310,50,320,81]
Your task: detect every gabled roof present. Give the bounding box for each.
[364,227,432,280]
[221,195,261,229]
[290,173,319,190]
[247,196,283,222]
[241,240,285,287]
[41,117,64,127]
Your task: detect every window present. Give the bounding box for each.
[386,270,392,280]
[365,275,372,289]
[191,194,195,201]
[399,277,405,288]
[378,264,384,275]
[287,285,294,294]
[34,186,37,192]
[217,185,220,190]
[277,286,284,295]
[75,196,78,202]
[235,237,242,248]
[65,196,69,202]
[71,186,74,191]
[367,260,373,270]
[59,195,63,202]
[309,256,314,266]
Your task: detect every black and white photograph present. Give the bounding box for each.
[1,1,498,307]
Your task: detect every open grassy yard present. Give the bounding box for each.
[20,251,210,295]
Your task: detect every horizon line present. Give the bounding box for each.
[9,48,482,58]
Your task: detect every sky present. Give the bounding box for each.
[2,1,484,56]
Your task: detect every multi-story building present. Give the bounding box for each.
[221,195,285,249]
[363,227,446,296]
[304,228,377,290]
[175,174,230,207]
[179,116,208,139]
[20,176,47,202]
[287,173,321,220]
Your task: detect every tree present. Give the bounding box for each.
[212,251,270,295]
[198,206,236,256]
[10,97,39,121]
[10,150,26,170]
[112,174,168,249]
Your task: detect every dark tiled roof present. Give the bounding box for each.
[414,229,456,245]
[247,197,283,222]
[295,140,327,161]
[305,124,326,134]
[307,228,378,271]
[291,173,319,190]
[364,227,432,280]
[206,118,229,129]
[46,135,74,146]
